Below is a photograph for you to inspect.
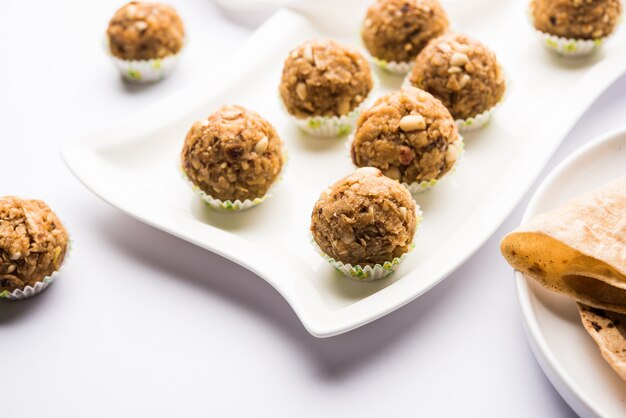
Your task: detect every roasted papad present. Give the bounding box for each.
[501,176,626,312]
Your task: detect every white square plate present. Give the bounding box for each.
[62,2,626,337]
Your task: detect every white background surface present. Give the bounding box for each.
[1,1,625,416]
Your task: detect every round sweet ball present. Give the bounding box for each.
[362,0,449,63]
[279,40,374,119]
[531,0,622,39]
[181,105,284,202]
[0,197,69,294]
[311,167,417,267]
[408,33,505,121]
[107,2,185,60]
[351,87,461,185]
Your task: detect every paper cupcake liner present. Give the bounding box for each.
[281,74,378,138]
[535,30,607,57]
[0,241,72,301]
[526,9,617,57]
[315,242,414,281]
[402,75,504,132]
[402,178,439,195]
[180,151,287,212]
[311,208,422,281]
[104,37,183,83]
[346,132,464,195]
[291,110,360,138]
[454,105,499,132]
[455,73,511,132]
[371,56,413,75]
[180,169,271,212]
[111,54,181,83]
[402,137,464,193]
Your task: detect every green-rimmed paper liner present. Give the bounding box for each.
[402,138,464,193]
[454,105,500,132]
[311,207,422,281]
[371,56,413,75]
[180,150,287,212]
[0,240,72,301]
[104,37,184,83]
[181,170,271,212]
[401,75,505,132]
[346,132,464,195]
[535,30,607,57]
[527,8,619,57]
[110,54,181,83]
[279,73,379,138]
[316,242,415,281]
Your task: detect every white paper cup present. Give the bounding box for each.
[526,8,617,57]
[347,131,464,195]
[281,74,378,138]
[454,106,500,132]
[110,53,181,83]
[104,37,183,83]
[181,170,270,212]
[180,153,286,212]
[371,57,413,75]
[314,242,415,281]
[0,242,72,301]
[402,75,505,132]
[535,30,606,57]
[404,138,464,193]
[311,206,422,281]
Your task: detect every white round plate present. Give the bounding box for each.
[515,127,626,418]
